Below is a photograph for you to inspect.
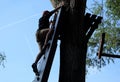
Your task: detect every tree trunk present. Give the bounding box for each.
[58,0,87,82]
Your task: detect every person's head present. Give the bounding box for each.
[42,10,50,16]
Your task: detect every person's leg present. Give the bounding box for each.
[32,51,43,76]
[32,29,49,75]
[34,29,49,63]
[42,28,54,50]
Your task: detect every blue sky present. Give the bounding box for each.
[0,0,120,82]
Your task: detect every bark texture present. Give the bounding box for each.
[57,0,87,82]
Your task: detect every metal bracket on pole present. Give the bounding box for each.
[97,33,120,59]
[97,33,105,59]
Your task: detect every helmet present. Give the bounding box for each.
[43,10,49,16]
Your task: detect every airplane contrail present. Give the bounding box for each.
[0,13,40,31]
[24,35,35,60]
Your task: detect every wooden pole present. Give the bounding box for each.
[97,33,120,59]
[98,33,105,59]
[100,53,120,58]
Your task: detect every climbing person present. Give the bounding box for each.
[32,6,62,76]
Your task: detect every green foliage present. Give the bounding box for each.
[106,0,120,19]
[0,52,6,68]
[87,0,120,70]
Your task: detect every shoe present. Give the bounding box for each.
[32,63,39,76]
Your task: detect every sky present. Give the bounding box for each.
[0,0,120,82]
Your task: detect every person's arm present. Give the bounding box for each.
[50,6,62,15]
[49,20,54,24]
[45,6,62,19]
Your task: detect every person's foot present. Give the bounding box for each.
[32,63,39,76]
[37,77,40,81]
